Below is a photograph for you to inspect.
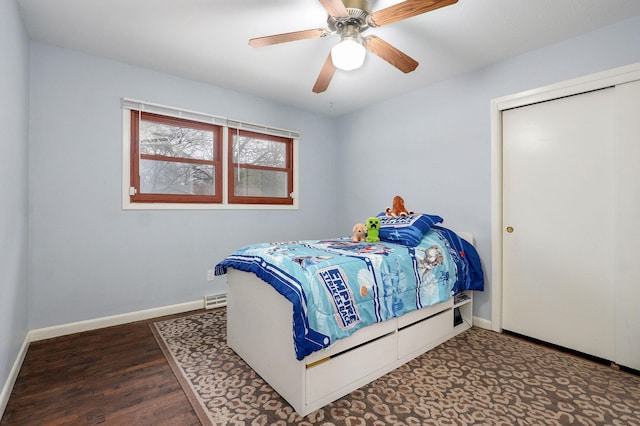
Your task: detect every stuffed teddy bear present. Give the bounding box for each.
[351,223,367,242]
[365,217,381,243]
[385,195,414,217]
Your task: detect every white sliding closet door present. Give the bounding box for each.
[613,80,640,371]
[502,88,616,360]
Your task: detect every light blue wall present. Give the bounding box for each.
[27,43,339,329]
[0,0,30,405]
[7,6,640,348]
[336,16,640,321]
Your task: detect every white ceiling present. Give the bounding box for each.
[16,0,640,116]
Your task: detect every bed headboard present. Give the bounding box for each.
[457,231,473,244]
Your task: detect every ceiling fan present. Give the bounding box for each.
[249,0,458,93]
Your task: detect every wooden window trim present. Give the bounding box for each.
[130,111,223,204]
[227,129,294,205]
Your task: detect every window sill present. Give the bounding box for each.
[122,200,299,211]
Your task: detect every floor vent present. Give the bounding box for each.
[204,293,227,309]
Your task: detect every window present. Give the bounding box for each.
[130,111,223,203]
[228,129,293,204]
[123,99,298,209]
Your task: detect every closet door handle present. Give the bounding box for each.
[506,226,514,233]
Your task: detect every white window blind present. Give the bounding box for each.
[121,98,300,139]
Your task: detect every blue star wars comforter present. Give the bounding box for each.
[215,226,483,360]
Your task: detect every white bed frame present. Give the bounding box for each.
[226,233,474,416]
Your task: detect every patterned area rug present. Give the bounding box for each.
[151,308,640,426]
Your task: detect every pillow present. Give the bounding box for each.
[377,213,444,247]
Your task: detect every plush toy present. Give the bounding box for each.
[385,195,414,217]
[351,223,367,242]
[365,217,381,243]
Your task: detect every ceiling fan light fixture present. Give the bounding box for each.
[331,37,366,71]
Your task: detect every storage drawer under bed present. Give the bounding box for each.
[305,332,397,404]
[397,308,453,359]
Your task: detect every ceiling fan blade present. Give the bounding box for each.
[367,0,458,27]
[319,0,349,18]
[312,53,336,93]
[364,35,418,73]
[249,28,327,48]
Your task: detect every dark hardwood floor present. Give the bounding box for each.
[1,310,204,425]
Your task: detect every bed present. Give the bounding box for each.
[215,216,484,416]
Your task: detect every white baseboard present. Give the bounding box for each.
[29,299,204,342]
[0,334,30,419]
[472,316,492,330]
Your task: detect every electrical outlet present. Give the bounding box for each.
[207,269,215,281]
